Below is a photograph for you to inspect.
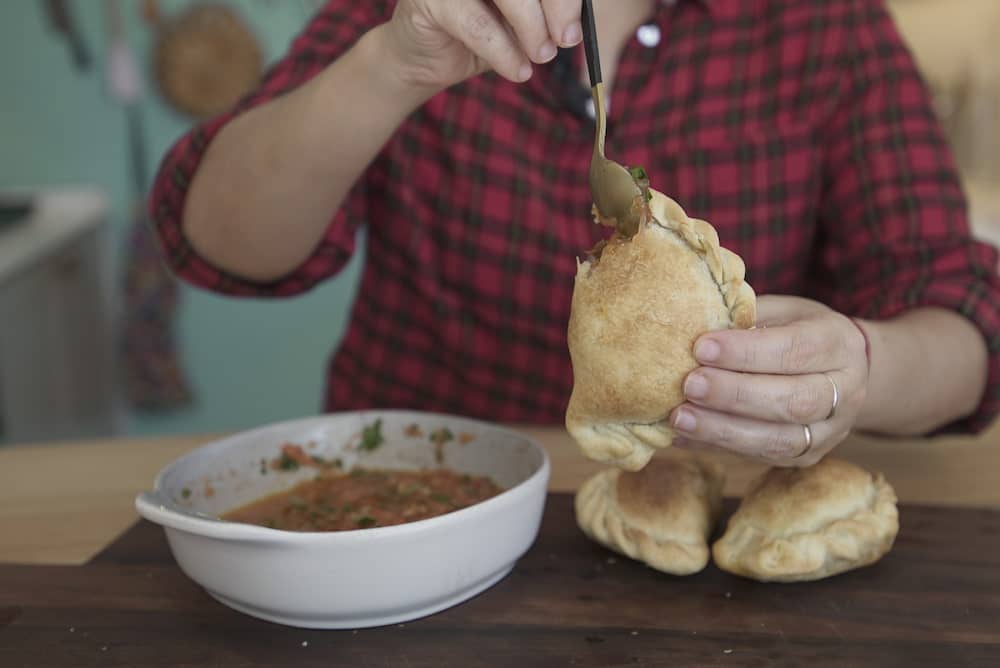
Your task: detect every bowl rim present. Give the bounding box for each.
[135,409,551,543]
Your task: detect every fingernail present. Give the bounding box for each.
[563,22,582,46]
[517,63,533,82]
[538,40,557,63]
[684,373,709,400]
[695,339,720,363]
[673,408,696,432]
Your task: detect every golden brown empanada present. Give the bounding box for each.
[575,449,726,575]
[565,188,755,471]
[712,458,899,582]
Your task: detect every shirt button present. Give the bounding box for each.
[585,96,611,120]
[636,24,661,48]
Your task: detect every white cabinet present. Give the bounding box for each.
[0,188,120,444]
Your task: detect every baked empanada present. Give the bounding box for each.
[712,458,899,582]
[575,449,726,575]
[565,186,755,471]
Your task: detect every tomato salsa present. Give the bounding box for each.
[223,468,504,532]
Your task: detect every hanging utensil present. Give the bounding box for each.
[152,3,263,119]
[43,0,91,71]
[104,0,195,411]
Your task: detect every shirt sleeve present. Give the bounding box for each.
[149,1,392,297]
[812,1,1000,433]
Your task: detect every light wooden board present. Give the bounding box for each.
[2,423,998,565]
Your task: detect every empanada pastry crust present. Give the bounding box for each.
[712,458,899,582]
[575,450,726,575]
[566,189,756,471]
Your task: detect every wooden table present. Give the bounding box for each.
[2,424,1000,666]
[3,424,1000,565]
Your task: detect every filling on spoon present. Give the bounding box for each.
[587,166,654,263]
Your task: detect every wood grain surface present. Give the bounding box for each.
[3,422,999,565]
[2,495,998,667]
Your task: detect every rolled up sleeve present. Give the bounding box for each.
[814,2,1000,433]
[149,2,391,297]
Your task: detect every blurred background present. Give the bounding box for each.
[0,0,364,445]
[0,0,997,446]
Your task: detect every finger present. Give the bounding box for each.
[673,436,791,468]
[694,321,853,375]
[540,0,583,47]
[493,0,557,63]
[670,403,840,465]
[683,367,845,425]
[435,0,533,82]
[671,437,734,459]
[754,295,827,327]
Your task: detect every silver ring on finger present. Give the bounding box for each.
[792,424,813,459]
[823,372,839,421]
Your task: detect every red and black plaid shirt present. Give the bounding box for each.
[152,0,1000,432]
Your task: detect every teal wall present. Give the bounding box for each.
[0,1,362,436]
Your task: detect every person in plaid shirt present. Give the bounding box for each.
[151,0,1000,467]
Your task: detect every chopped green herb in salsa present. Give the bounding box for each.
[429,427,454,445]
[277,452,300,471]
[359,419,384,451]
[628,165,653,202]
[223,467,502,532]
[270,443,342,472]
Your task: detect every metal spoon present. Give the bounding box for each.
[581,0,643,237]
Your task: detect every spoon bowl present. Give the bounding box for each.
[582,0,643,236]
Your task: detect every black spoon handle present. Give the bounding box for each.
[581,0,602,87]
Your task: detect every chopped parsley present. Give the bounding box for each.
[310,454,342,468]
[431,493,452,505]
[356,516,377,528]
[359,418,384,451]
[277,452,300,471]
[429,427,454,445]
[430,427,454,464]
[628,165,653,202]
[181,488,191,499]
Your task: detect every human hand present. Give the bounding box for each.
[671,296,870,467]
[383,0,582,90]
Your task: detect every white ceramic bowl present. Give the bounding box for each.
[135,410,550,629]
